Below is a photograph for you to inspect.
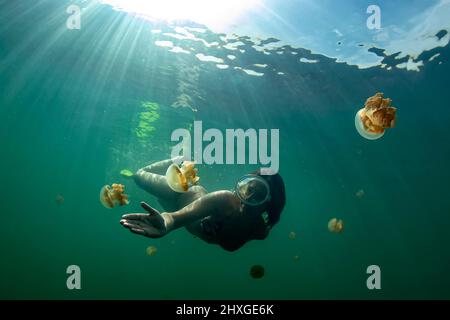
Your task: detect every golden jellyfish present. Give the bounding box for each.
[250,265,265,279]
[328,218,344,233]
[55,194,64,205]
[288,231,296,240]
[355,92,397,140]
[356,189,365,198]
[165,161,200,192]
[146,246,157,256]
[120,169,134,178]
[99,183,129,209]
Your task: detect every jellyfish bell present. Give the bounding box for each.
[165,164,186,192]
[328,218,344,233]
[328,218,337,232]
[335,219,344,233]
[120,169,134,178]
[99,183,129,209]
[165,161,200,193]
[100,185,114,209]
[355,109,385,140]
[146,245,157,256]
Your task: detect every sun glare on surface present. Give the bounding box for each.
[100,0,260,31]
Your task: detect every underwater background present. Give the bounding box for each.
[1,0,450,299]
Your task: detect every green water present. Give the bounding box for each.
[1,0,450,299]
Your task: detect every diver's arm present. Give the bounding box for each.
[168,191,237,230]
[120,191,237,238]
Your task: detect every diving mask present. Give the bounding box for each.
[235,174,271,207]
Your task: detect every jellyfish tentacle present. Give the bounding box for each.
[166,162,201,193]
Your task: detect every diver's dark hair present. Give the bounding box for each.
[254,169,286,227]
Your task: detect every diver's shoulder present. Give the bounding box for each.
[212,190,241,214]
[213,190,239,203]
[213,190,235,197]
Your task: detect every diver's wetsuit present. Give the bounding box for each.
[133,158,270,251]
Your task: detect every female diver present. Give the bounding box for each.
[120,158,286,252]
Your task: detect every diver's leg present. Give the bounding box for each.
[134,157,183,203]
[140,156,183,175]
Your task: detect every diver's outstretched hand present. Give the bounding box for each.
[120,202,172,238]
